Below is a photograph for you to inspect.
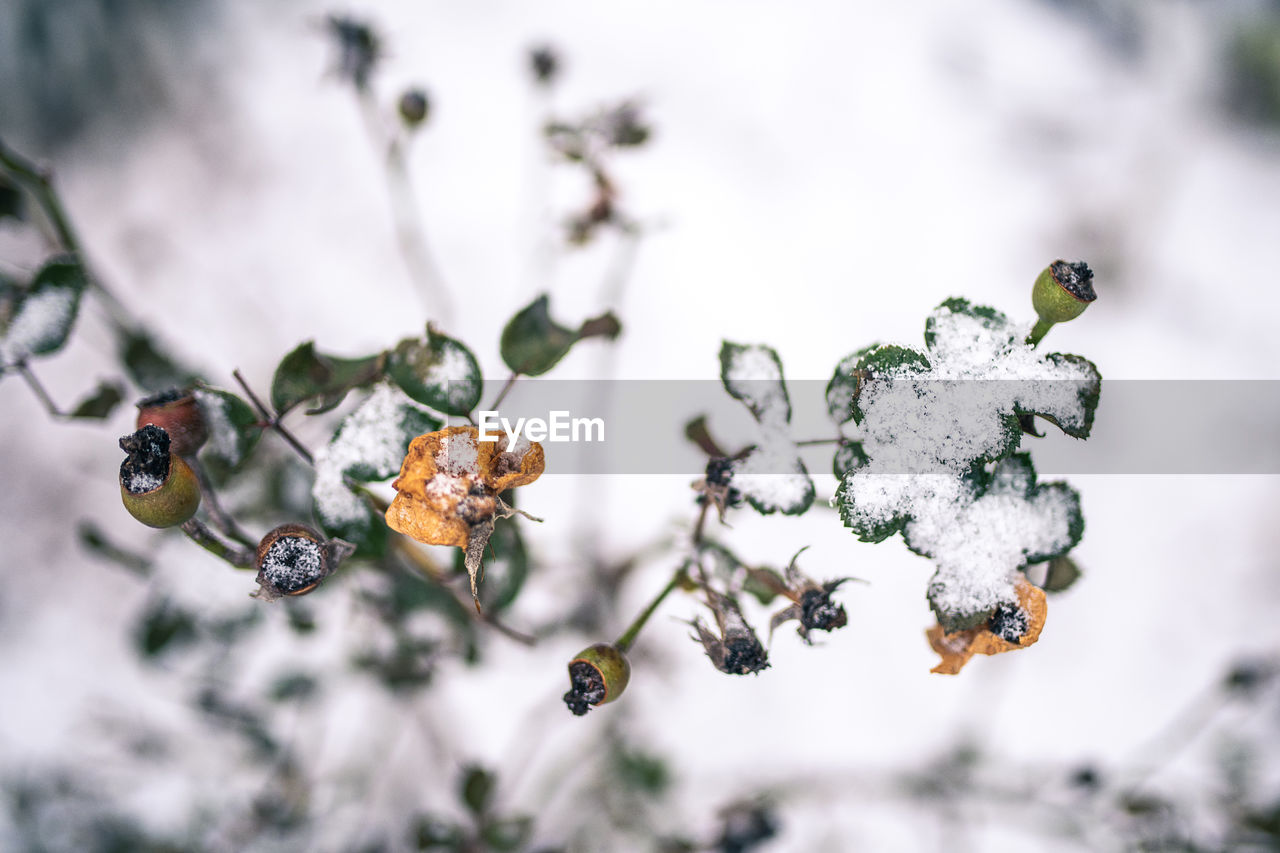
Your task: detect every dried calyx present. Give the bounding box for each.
[253,524,354,601]
[120,425,171,494]
[563,643,631,716]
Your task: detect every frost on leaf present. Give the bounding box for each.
[386,324,482,417]
[0,256,87,368]
[833,298,1097,651]
[194,386,262,470]
[717,342,814,516]
[385,425,544,608]
[311,384,441,556]
[927,576,1047,674]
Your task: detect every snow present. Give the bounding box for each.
[0,286,77,366]
[123,471,163,494]
[192,389,242,466]
[403,337,478,411]
[312,384,422,523]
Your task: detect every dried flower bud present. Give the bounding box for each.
[692,589,769,676]
[529,45,560,86]
[1032,260,1096,327]
[398,88,430,127]
[254,523,354,601]
[135,388,207,456]
[119,425,201,528]
[563,643,631,716]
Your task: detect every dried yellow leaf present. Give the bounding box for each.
[927,576,1047,675]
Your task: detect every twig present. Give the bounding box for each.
[353,89,455,326]
[614,569,684,654]
[232,369,314,466]
[187,456,256,548]
[488,371,520,411]
[15,362,63,418]
[0,137,140,335]
[181,518,255,568]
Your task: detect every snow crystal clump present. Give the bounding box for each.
[312,385,421,523]
[260,536,323,593]
[193,389,242,466]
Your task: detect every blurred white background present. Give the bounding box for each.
[2,1,1280,850]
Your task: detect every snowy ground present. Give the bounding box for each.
[2,1,1280,850]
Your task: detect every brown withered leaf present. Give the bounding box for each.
[927,576,1047,675]
[384,426,544,608]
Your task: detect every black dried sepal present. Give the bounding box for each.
[799,588,848,634]
[1050,260,1096,302]
[987,603,1030,643]
[119,425,171,494]
[563,660,606,716]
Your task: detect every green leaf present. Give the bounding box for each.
[612,745,670,795]
[1024,352,1102,439]
[480,816,532,852]
[719,341,792,423]
[453,517,528,613]
[848,344,930,424]
[499,294,620,376]
[924,298,1015,350]
[833,441,868,479]
[134,598,197,659]
[194,386,263,471]
[387,325,482,416]
[826,345,877,425]
[412,815,464,850]
[1041,555,1082,593]
[77,520,152,576]
[460,765,495,815]
[0,176,22,222]
[0,255,87,364]
[314,492,387,559]
[267,672,319,703]
[118,329,199,392]
[270,341,386,416]
[67,380,124,419]
[334,402,439,483]
[835,475,908,544]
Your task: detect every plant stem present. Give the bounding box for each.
[1026,319,1053,347]
[181,518,255,568]
[15,362,62,418]
[232,369,315,466]
[187,455,256,548]
[488,371,520,410]
[615,568,685,653]
[0,138,140,335]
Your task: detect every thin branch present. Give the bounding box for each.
[488,371,520,411]
[187,456,256,548]
[181,518,255,568]
[0,137,140,335]
[232,369,314,466]
[15,362,63,418]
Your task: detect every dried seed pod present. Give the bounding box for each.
[254,523,352,601]
[1032,260,1096,326]
[563,643,631,716]
[398,88,430,127]
[135,388,208,456]
[119,425,201,528]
